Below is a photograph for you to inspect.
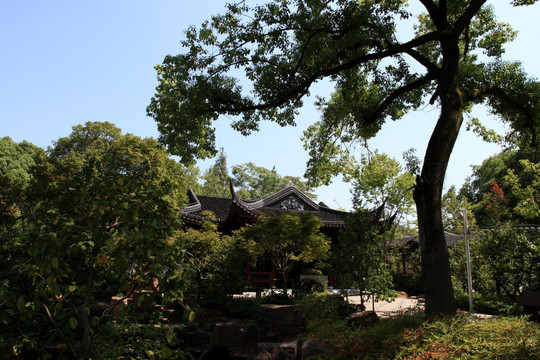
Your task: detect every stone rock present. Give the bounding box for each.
[301,339,335,360]
[396,291,408,298]
[185,330,212,347]
[348,310,380,328]
[258,305,306,342]
[212,321,258,355]
[249,341,299,360]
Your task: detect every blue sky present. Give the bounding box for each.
[1,1,539,211]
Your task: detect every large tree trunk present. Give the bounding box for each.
[414,87,464,316]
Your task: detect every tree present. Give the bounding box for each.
[0,137,45,250]
[332,210,394,309]
[232,162,315,200]
[461,150,540,225]
[3,122,191,358]
[173,211,246,300]
[200,147,230,196]
[237,212,330,288]
[441,185,476,233]
[147,1,540,316]
[200,149,315,199]
[473,224,540,297]
[351,151,415,221]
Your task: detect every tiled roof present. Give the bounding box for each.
[182,190,233,224]
[181,185,349,228]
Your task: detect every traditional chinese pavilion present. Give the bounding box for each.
[181,184,350,288]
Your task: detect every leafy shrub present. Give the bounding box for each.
[302,268,323,276]
[455,293,523,316]
[392,273,423,296]
[260,292,295,305]
[199,293,261,319]
[298,294,348,325]
[293,278,326,298]
[395,315,540,360]
[297,293,351,342]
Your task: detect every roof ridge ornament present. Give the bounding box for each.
[280,194,305,211]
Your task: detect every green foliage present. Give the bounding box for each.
[0,137,46,254]
[297,293,350,340]
[474,224,540,297]
[0,122,191,358]
[352,151,415,218]
[302,310,539,360]
[232,162,315,200]
[237,212,330,286]
[449,221,540,299]
[292,278,327,298]
[504,159,540,220]
[463,150,540,225]
[200,147,230,197]
[93,322,185,359]
[455,293,523,316]
[333,210,395,303]
[172,210,248,300]
[395,315,540,360]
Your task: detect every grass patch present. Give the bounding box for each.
[303,307,540,359]
[395,315,540,360]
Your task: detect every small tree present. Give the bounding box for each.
[474,224,540,297]
[173,211,246,300]
[237,212,330,289]
[351,151,415,221]
[332,210,394,310]
[200,148,230,197]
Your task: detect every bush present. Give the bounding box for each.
[392,273,423,296]
[455,293,523,316]
[293,278,326,298]
[260,292,295,305]
[297,293,351,342]
[298,293,348,322]
[199,293,261,319]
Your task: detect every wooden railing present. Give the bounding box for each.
[247,271,275,288]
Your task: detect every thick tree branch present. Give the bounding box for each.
[367,74,435,124]
[418,0,447,30]
[403,48,441,75]
[440,0,447,19]
[463,85,528,114]
[455,0,488,35]
[209,31,442,114]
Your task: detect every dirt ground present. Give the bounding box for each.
[235,289,423,318]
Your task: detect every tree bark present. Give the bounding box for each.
[414,90,464,316]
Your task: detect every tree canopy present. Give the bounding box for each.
[0,137,45,248]
[199,148,315,199]
[351,151,415,220]
[147,0,540,315]
[460,149,540,225]
[1,122,193,357]
[237,212,330,287]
